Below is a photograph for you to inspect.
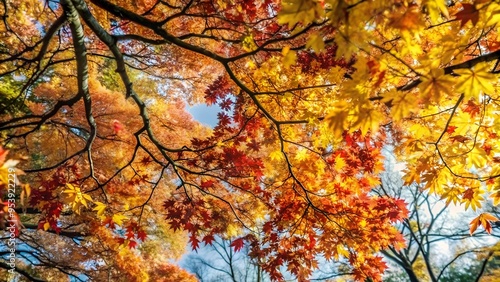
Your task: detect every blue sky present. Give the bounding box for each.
[185,103,222,128]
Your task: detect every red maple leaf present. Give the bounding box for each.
[200,180,215,189]
[202,234,215,245]
[128,240,138,249]
[263,221,273,234]
[205,76,231,105]
[463,99,481,117]
[37,220,44,229]
[189,235,200,251]
[247,139,261,152]
[0,147,8,165]
[242,0,258,20]
[230,237,245,252]
[462,188,475,201]
[219,98,232,111]
[450,135,471,143]
[217,112,231,127]
[168,220,182,232]
[393,198,409,219]
[367,60,379,75]
[137,230,148,242]
[103,216,115,229]
[487,40,500,52]
[140,156,152,164]
[126,221,138,232]
[199,209,211,223]
[455,4,479,27]
[446,126,457,134]
[483,144,492,155]
[125,230,135,240]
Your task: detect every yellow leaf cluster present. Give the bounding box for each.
[278,0,324,29]
[62,183,93,215]
[306,32,325,54]
[382,89,416,121]
[418,68,455,102]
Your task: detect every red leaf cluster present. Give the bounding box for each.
[297,45,355,73]
[204,76,232,105]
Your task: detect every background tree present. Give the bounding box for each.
[2,0,500,281]
[181,235,355,282]
[181,169,500,282]
[378,169,500,282]
[182,237,268,282]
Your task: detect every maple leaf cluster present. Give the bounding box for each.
[3,0,500,280]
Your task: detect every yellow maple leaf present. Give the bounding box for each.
[281,46,291,56]
[294,148,309,162]
[462,187,484,211]
[424,169,451,195]
[306,32,325,53]
[418,68,455,102]
[112,213,128,226]
[334,154,346,171]
[62,183,93,214]
[388,5,424,55]
[424,0,449,24]
[335,244,350,260]
[467,147,488,169]
[226,223,241,238]
[93,201,107,218]
[352,104,384,135]
[442,187,462,206]
[333,30,358,60]
[283,50,297,68]
[278,0,324,29]
[403,168,421,184]
[382,89,416,121]
[409,123,431,140]
[241,34,257,52]
[485,2,500,27]
[325,0,348,24]
[492,190,500,206]
[454,62,497,99]
[389,4,424,35]
[270,150,284,161]
[324,101,349,140]
[0,151,20,186]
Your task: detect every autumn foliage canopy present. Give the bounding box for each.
[1,0,500,280]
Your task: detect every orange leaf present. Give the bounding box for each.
[463,99,481,117]
[470,213,499,235]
